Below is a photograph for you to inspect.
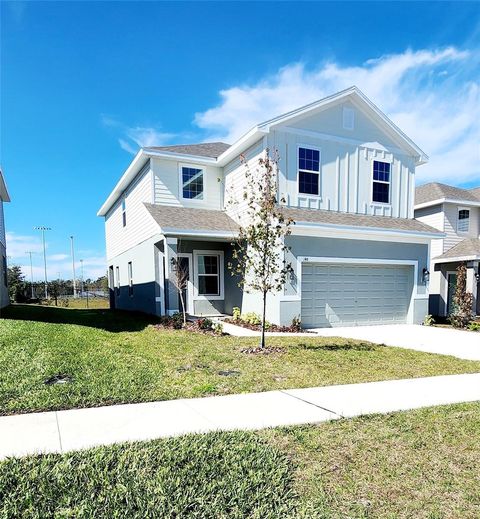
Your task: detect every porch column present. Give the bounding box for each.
[164,237,179,315]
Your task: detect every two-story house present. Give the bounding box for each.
[98,86,442,328]
[0,169,11,309]
[415,183,480,317]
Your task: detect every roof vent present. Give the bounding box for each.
[343,107,355,130]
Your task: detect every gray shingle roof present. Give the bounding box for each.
[434,238,480,261]
[281,206,443,235]
[144,142,230,159]
[415,182,480,206]
[144,203,239,234]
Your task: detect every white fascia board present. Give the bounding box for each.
[433,255,480,264]
[292,221,445,241]
[143,148,218,165]
[414,198,480,210]
[162,228,237,240]
[216,127,268,166]
[0,172,10,202]
[97,149,147,216]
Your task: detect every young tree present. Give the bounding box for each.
[228,149,294,349]
[7,266,27,303]
[170,255,189,326]
[449,263,474,328]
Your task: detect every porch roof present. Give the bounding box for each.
[144,203,239,236]
[433,238,480,263]
[281,206,444,237]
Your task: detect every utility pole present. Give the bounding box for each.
[25,251,35,299]
[34,226,51,299]
[70,236,77,298]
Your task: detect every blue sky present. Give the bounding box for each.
[2,1,479,280]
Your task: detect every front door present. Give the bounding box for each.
[176,254,193,315]
[447,273,457,315]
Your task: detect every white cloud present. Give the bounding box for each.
[101,114,175,155]
[194,47,480,185]
[5,232,43,259]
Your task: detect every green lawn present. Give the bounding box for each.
[1,403,479,518]
[1,304,479,415]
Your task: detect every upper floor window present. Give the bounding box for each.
[457,209,470,233]
[181,166,204,200]
[298,147,320,196]
[122,198,127,227]
[372,160,391,204]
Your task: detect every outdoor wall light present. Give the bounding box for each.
[422,268,430,283]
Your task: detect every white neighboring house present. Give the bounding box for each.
[415,183,480,317]
[98,86,442,328]
[0,169,11,308]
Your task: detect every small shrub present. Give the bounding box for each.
[171,312,184,329]
[423,314,435,326]
[232,307,241,321]
[291,316,302,332]
[197,318,213,330]
[212,323,224,335]
[468,321,480,332]
[242,312,262,326]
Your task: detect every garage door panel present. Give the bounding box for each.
[301,263,413,328]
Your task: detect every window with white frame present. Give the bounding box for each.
[457,209,470,233]
[181,166,204,200]
[372,160,391,204]
[195,253,222,297]
[298,147,320,195]
[122,198,127,227]
[115,266,120,295]
[128,261,133,296]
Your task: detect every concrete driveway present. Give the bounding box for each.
[312,324,480,361]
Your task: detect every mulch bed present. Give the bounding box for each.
[224,318,313,333]
[240,346,286,355]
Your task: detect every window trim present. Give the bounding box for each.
[115,266,120,296]
[122,198,127,227]
[371,159,392,206]
[128,261,133,297]
[179,163,206,203]
[457,207,470,234]
[193,250,224,301]
[297,144,321,197]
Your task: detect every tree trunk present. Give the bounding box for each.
[179,291,187,325]
[260,290,267,349]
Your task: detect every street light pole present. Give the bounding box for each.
[25,251,35,299]
[70,236,77,298]
[34,226,51,299]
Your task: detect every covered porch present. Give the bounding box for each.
[144,203,242,318]
[431,239,480,317]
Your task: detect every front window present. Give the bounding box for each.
[182,167,204,200]
[197,254,220,296]
[458,209,470,233]
[115,266,120,295]
[372,160,391,204]
[122,198,127,227]
[298,147,320,195]
[128,261,133,296]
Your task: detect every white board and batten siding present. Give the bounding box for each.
[105,161,158,260]
[264,99,417,219]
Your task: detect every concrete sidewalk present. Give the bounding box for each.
[1,373,479,460]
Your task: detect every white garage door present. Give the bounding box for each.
[301,263,413,328]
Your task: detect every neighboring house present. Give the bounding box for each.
[415,183,480,317]
[0,169,11,308]
[98,86,442,328]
